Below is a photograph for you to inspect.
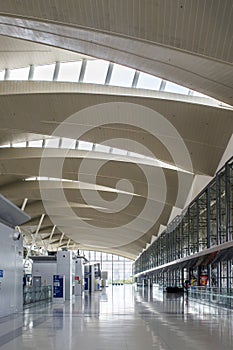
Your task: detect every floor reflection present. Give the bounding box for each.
[0,285,232,350]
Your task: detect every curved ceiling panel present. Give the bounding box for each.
[0,88,232,175]
[0,0,232,104]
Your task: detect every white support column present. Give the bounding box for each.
[26,214,45,259]
[21,198,28,211]
[46,225,56,250]
[59,232,64,247]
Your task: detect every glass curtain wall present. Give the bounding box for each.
[133,157,233,293]
[80,250,133,284]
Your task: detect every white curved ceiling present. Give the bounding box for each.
[0,0,232,259]
[0,0,232,105]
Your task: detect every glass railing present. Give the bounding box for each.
[23,285,52,305]
[189,286,233,309]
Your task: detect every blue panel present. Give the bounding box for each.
[53,275,64,298]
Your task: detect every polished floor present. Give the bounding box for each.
[0,285,233,350]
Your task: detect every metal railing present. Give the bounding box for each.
[189,286,233,309]
[23,285,52,305]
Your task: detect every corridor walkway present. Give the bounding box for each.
[0,285,232,350]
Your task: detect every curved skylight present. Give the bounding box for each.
[0,58,230,108]
[0,136,191,173]
[24,176,140,197]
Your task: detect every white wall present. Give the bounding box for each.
[32,261,57,286]
[0,223,23,318]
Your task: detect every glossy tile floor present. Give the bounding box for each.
[0,285,233,350]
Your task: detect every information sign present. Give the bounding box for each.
[53,275,64,299]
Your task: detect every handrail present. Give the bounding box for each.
[189,286,233,309]
[23,285,52,305]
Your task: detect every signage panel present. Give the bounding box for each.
[53,275,64,299]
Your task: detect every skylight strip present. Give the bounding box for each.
[9,137,192,174]
[1,58,227,104]
[110,63,135,87]
[0,70,4,80]
[8,66,30,81]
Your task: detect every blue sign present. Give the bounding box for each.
[84,277,89,291]
[0,270,4,278]
[53,275,64,298]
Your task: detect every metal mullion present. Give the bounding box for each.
[78,59,87,82]
[28,64,35,80]
[196,200,200,252]
[226,259,231,294]
[225,163,230,242]
[207,187,211,248]
[187,208,191,256]
[216,174,220,245]
[159,80,166,91]
[131,71,140,88]
[105,62,114,85]
[4,68,9,80]
[53,61,60,81]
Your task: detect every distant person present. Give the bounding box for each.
[184,279,190,296]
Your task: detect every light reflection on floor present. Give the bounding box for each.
[0,285,232,350]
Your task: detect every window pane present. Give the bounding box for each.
[112,148,127,155]
[94,144,110,153]
[83,60,109,84]
[33,64,55,81]
[110,64,135,87]
[90,251,95,260]
[0,143,10,148]
[137,72,161,90]
[165,81,189,95]
[25,176,37,181]
[95,252,101,260]
[0,70,4,80]
[45,138,60,148]
[192,91,209,98]
[128,151,144,159]
[58,61,82,82]
[78,141,93,151]
[102,253,107,261]
[12,141,27,148]
[102,262,112,282]
[112,254,119,261]
[8,67,29,80]
[113,261,122,281]
[61,138,76,149]
[28,140,43,148]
